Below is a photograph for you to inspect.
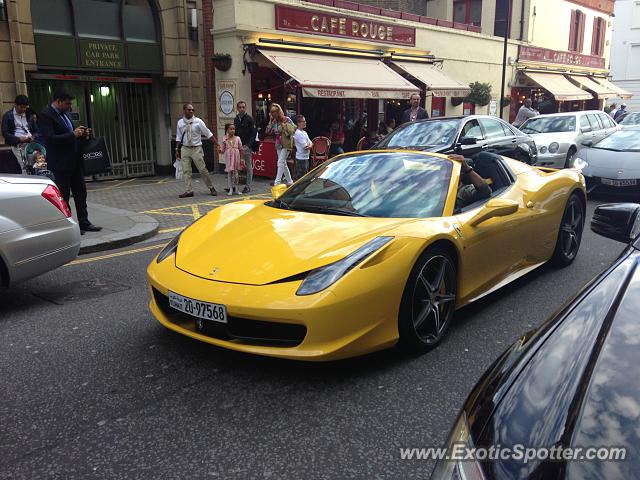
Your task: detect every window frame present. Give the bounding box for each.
[569,9,586,52]
[453,0,483,27]
[478,117,509,140]
[591,17,606,56]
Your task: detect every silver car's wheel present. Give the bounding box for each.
[399,247,457,352]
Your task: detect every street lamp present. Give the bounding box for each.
[499,1,513,118]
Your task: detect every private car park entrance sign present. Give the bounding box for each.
[275,5,416,46]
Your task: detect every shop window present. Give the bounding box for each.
[494,0,512,37]
[569,10,586,52]
[31,0,74,36]
[591,17,606,56]
[453,0,482,27]
[73,0,121,40]
[463,102,475,115]
[431,97,446,118]
[479,118,506,139]
[124,0,157,43]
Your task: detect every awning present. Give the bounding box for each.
[567,75,616,99]
[259,50,419,99]
[392,62,471,97]
[523,71,593,101]
[590,77,634,99]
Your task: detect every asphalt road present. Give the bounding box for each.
[0,199,627,480]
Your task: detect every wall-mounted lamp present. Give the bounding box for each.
[190,8,198,41]
[100,85,110,97]
[0,0,7,21]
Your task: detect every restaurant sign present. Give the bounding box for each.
[275,5,416,47]
[302,87,415,99]
[519,45,605,70]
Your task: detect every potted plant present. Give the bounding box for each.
[466,82,492,106]
[501,95,512,108]
[212,53,232,71]
[450,97,464,107]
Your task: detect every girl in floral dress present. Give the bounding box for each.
[220,124,243,195]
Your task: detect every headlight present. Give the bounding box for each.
[572,157,588,171]
[430,412,486,480]
[548,142,560,153]
[155,215,206,263]
[539,146,548,154]
[296,236,394,296]
[156,233,181,263]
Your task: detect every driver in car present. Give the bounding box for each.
[448,154,492,210]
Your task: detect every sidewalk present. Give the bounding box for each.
[78,173,273,253]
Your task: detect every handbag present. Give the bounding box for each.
[80,136,112,176]
[250,130,260,153]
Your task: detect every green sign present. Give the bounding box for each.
[80,40,125,69]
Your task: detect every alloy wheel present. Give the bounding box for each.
[410,255,456,345]
[559,198,583,260]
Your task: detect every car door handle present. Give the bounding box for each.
[511,139,517,143]
[526,201,534,209]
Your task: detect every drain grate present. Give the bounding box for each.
[32,278,131,305]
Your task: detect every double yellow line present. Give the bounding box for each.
[67,243,163,266]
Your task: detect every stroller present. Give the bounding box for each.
[17,142,55,181]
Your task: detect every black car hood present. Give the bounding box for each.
[466,248,640,479]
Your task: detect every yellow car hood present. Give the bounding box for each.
[175,200,414,285]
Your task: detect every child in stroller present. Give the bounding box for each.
[19,142,55,181]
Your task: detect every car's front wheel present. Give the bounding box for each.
[398,247,457,353]
[551,193,585,267]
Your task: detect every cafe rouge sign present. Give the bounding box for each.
[275,5,416,46]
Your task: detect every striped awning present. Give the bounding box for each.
[392,62,471,97]
[523,72,593,101]
[567,75,616,99]
[259,50,419,99]
[590,78,634,99]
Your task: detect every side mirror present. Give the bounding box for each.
[271,184,288,200]
[580,128,591,134]
[581,140,593,147]
[591,203,640,244]
[470,198,519,227]
[460,136,478,146]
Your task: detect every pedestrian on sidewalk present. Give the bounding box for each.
[2,95,34,173]
[265,103,294,186]
[293,115,312,180]
[400,93,428,124]
[233,101,256,193]
[512,99,539,128]
[220,124,243,196]
[175,103,218,198]
[38,88,102,234]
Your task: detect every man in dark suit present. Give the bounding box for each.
[38,88,101,233]
[401,93,429,124]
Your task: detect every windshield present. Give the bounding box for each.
[620,113,640,125]
[273,152,453,218]
[521,116,576,134]
[593,130,640,151]
[376,119,459,149]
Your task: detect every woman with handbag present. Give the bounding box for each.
[265,103,294,186]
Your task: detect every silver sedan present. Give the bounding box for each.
[0,174,81,287]
[572,126,640,194]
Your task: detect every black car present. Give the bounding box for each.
[374,115,537,164]
[431,203,640,479]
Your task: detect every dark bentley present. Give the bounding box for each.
[431,203,640,479]
[374,115,537,164]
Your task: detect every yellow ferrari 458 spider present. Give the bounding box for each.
[147,150,586,361]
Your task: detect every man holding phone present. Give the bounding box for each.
[38,88,101,233]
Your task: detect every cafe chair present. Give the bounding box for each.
[311,136,331,169]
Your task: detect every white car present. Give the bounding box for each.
[520,111,619,168]
[0,174,81,287]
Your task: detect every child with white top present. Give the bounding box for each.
[293,115,313,180]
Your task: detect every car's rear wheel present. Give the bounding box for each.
[551,193,585,267]
[398,247,457,353]
[564,147,577,168]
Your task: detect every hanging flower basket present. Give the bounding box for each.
[501,95,512,108]
[212,53,232,72]
[466,82,492,107]
[451,97,464,107]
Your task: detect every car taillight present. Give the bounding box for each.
[42,184,72,218]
